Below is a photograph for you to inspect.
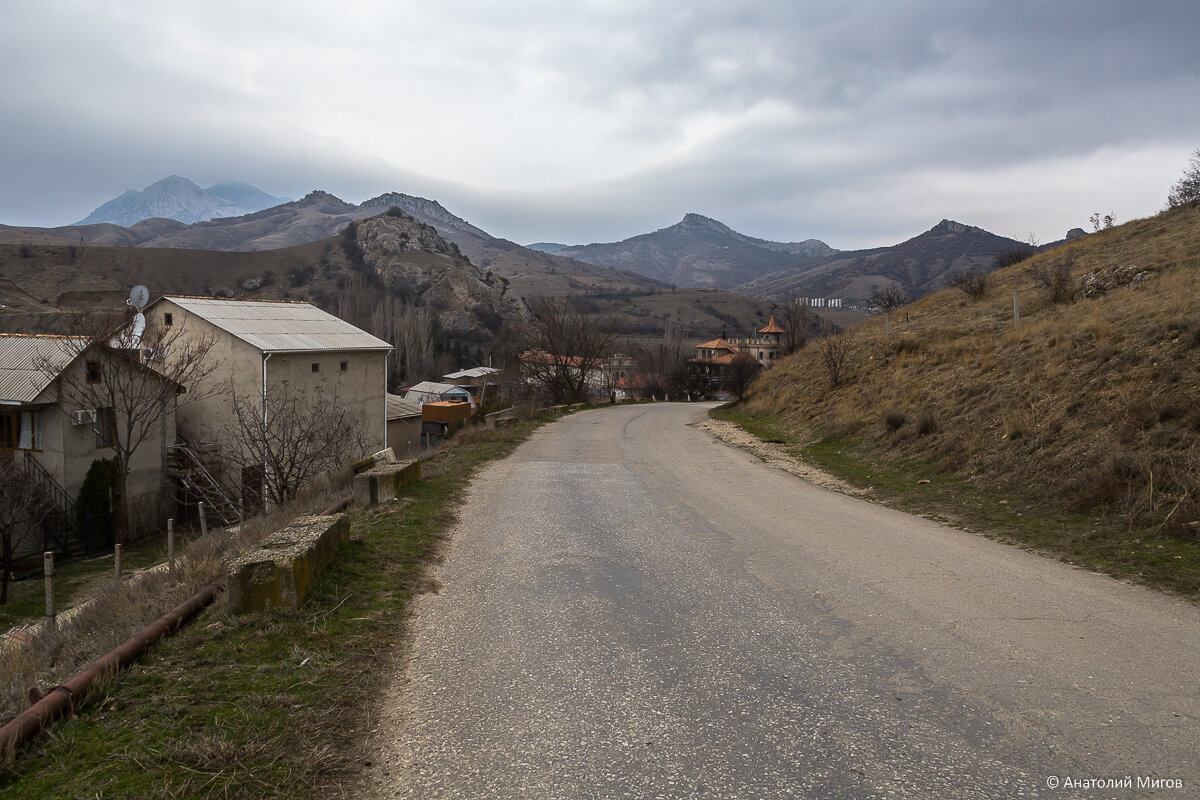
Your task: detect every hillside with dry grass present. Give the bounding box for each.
[734,202,1200,595]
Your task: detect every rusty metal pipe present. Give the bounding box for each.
[0,578,225,759]
[319,494,353,516]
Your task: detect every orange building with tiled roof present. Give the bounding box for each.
[687,316,785,395]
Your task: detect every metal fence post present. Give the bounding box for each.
[168,518,175,582]
[198,501,208,537]
[44,552,56,631]
[114,543,122,580]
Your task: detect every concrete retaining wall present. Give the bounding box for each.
[228,514,349,613]
[352,460,421,507]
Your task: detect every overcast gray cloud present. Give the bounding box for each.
[1,0,1197,248]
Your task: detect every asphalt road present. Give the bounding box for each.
[360,403,1199,799]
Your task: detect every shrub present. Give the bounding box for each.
[950,268,989,299]
[1167,148,1200,208]
[883,409,906,431]
[914,409,938,436]
[993,245,1035,270]
[1031,253,1076,304]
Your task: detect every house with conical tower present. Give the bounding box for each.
[692,315,785,370]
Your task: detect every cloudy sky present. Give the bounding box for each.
[2,1,1197,249]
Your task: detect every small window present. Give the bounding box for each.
[340,361,349,372]
[163,312,173,327]
[95,408,116,448]
[86,360,103,383]
[20,412,42,450]
[311,363,320,373]
[0,411,18,449]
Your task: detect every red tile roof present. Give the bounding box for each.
[695,338,737,352]
[759,315,784,334]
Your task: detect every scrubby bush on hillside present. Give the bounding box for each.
[1031,253,1076,304]
[1166,148,1200,209]
[950,267,989,300]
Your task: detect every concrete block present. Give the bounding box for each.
[352,459,421,507]
[351,447,397,475]
[228,514,349,613]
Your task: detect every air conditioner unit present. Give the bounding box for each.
[71,409,97,426]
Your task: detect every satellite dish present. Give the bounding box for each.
[109,312,146,350]
[129,284,149,310]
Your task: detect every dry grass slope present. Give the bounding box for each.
[742,202,1200,592]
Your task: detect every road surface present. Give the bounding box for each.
[359,403,1199,799]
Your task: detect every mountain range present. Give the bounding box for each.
[547,213,838,290]
[74,176,290,226]
[736,219,1026,302]
[5,177,1034,306]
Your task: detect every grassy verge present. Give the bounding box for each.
[1,537,179,632]
[0,417,546,798]
[714,407,1200,599]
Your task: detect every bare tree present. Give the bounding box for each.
[949,268,989,300]
[338,275,436,385]
[1030,251,1076,305]
[0,454,51,603]
[628,321,691,399]
[868,285,908,315]
[1167,148,1200,209]
[47,309,220,541]
[817,321,855,388]
[223,382,372,508]
[725,353,763,402]
[779,294,811,354]
[506,297,622,404]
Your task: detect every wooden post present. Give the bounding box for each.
[168,518,175,582]
[198,501,208,537]
[114,543,122,579]
[43,552,55,630]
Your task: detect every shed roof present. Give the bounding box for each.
[0,334,88,403]
[443,366,500,381]
[386,393,422,420]
[155,297,391,354]
[406,381,471,396]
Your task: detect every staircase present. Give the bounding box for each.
[168,433,241,527]
[21,452,91,560]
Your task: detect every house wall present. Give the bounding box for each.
[55,358,176,533]
[146,300,388,500]
[387,416,422,458]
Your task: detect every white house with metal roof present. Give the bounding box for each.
[0,333,178,557]
[143,296,392,509]
[403,381,475,407]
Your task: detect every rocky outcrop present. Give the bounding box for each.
[1074,265,1157,302]
[354,212,528,337]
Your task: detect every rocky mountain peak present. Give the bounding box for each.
[678,212,732,232]
[353,214,527,337]
[929,219,977,235]
[74,176,288,227]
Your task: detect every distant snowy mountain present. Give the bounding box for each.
[74,176,289,226]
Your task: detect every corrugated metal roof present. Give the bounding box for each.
[407,381,470,396]
[386,393,422,420]
[159,297,392,354]
[0,335,87,403]
[443,366,499,381]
